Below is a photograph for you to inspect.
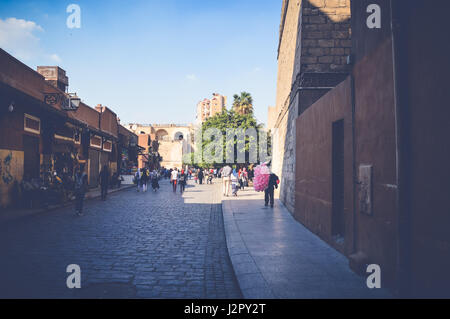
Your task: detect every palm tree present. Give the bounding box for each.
[232,94,241,113]
[232,92,253,115]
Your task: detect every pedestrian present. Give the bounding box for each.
[193,169,198,184]
[248,167,254,182]
[221,164,232,196]
[239,168,248,191]
[243,167,249,187]
[99,164,109,201]
[179,169,187,194]
[198,168,204,185]
[151,169,159,192]
[238,168,243,190]
[141,167,149,192]
[265,172,280,208]
[74,164,88,216]
[135,169,141,192]
[207,170,213,184]
[171,168,179,192]
[231,169,239,196]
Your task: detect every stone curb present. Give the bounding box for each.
[221,196,277,299]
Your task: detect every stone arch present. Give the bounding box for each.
[174,131,184,141]
[156,129,169,141]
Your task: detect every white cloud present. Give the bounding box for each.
[186,74,197,81]
[49,53,62,63]
[0,17,62,64]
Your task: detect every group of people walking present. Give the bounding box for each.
[193,168,215,185]
[72,162,279,217]
[221,165,250,197]
[170,168,187,193]
[134,167,160,193]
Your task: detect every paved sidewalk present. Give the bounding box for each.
[222,188,392,299]
[0,184,134,224]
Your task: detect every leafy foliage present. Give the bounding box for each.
[184,109,270,167]
[232,92,254,115]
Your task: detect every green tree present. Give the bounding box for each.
[196,109,269,167]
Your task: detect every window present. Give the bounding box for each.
[74,130,81,144]
[90,135,102,148]
[24,114,41,134]
[103,140,112,152]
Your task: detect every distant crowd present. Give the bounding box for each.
[71,163,278,217]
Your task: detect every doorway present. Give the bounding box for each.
[23,135,40,179]
[332,119,345,242]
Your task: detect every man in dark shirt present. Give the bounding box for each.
[99,165,110,201]
[265,173,279,208]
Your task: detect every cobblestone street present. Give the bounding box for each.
[0,179,242,299]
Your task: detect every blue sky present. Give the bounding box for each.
[0,0,281,125]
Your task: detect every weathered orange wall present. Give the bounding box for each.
[295,77,353,254]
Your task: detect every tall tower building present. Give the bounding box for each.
[196,93,226,123]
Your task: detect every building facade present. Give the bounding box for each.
[0,49,137,208]
[269,0,351,213]
[271,0,450,297]
[126,123,194,169]
[196,93,226,124]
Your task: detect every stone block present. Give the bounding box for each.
[325,0,342,7]
[340,39,352,48]
[330,48,345,55]
[302,56,318,64]
[332,30,349,39]
[304,24,318,32]
[308,15,327,24]
[304,31,325,39]
[319,56,334,63]
[308,0,326,8]
[303,39,317,47]
[316,23,334,31]
[318,39,334,47]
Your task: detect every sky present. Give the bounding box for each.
[0,0,281,125]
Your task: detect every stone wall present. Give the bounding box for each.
[271,0,301,214]
[271,0,351,214]
[300,0,351,74]
[159,141,183,169]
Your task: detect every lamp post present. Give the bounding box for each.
[8,101,14,112]
[44,92,81,111]
[67,93,81,110]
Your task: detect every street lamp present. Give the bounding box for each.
[43,92,81,111]
[67,93,81,110]
[8,101,14,112]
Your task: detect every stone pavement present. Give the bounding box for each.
[222,187,392,299]
[0,184,134,224]
[0,179,241,298]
